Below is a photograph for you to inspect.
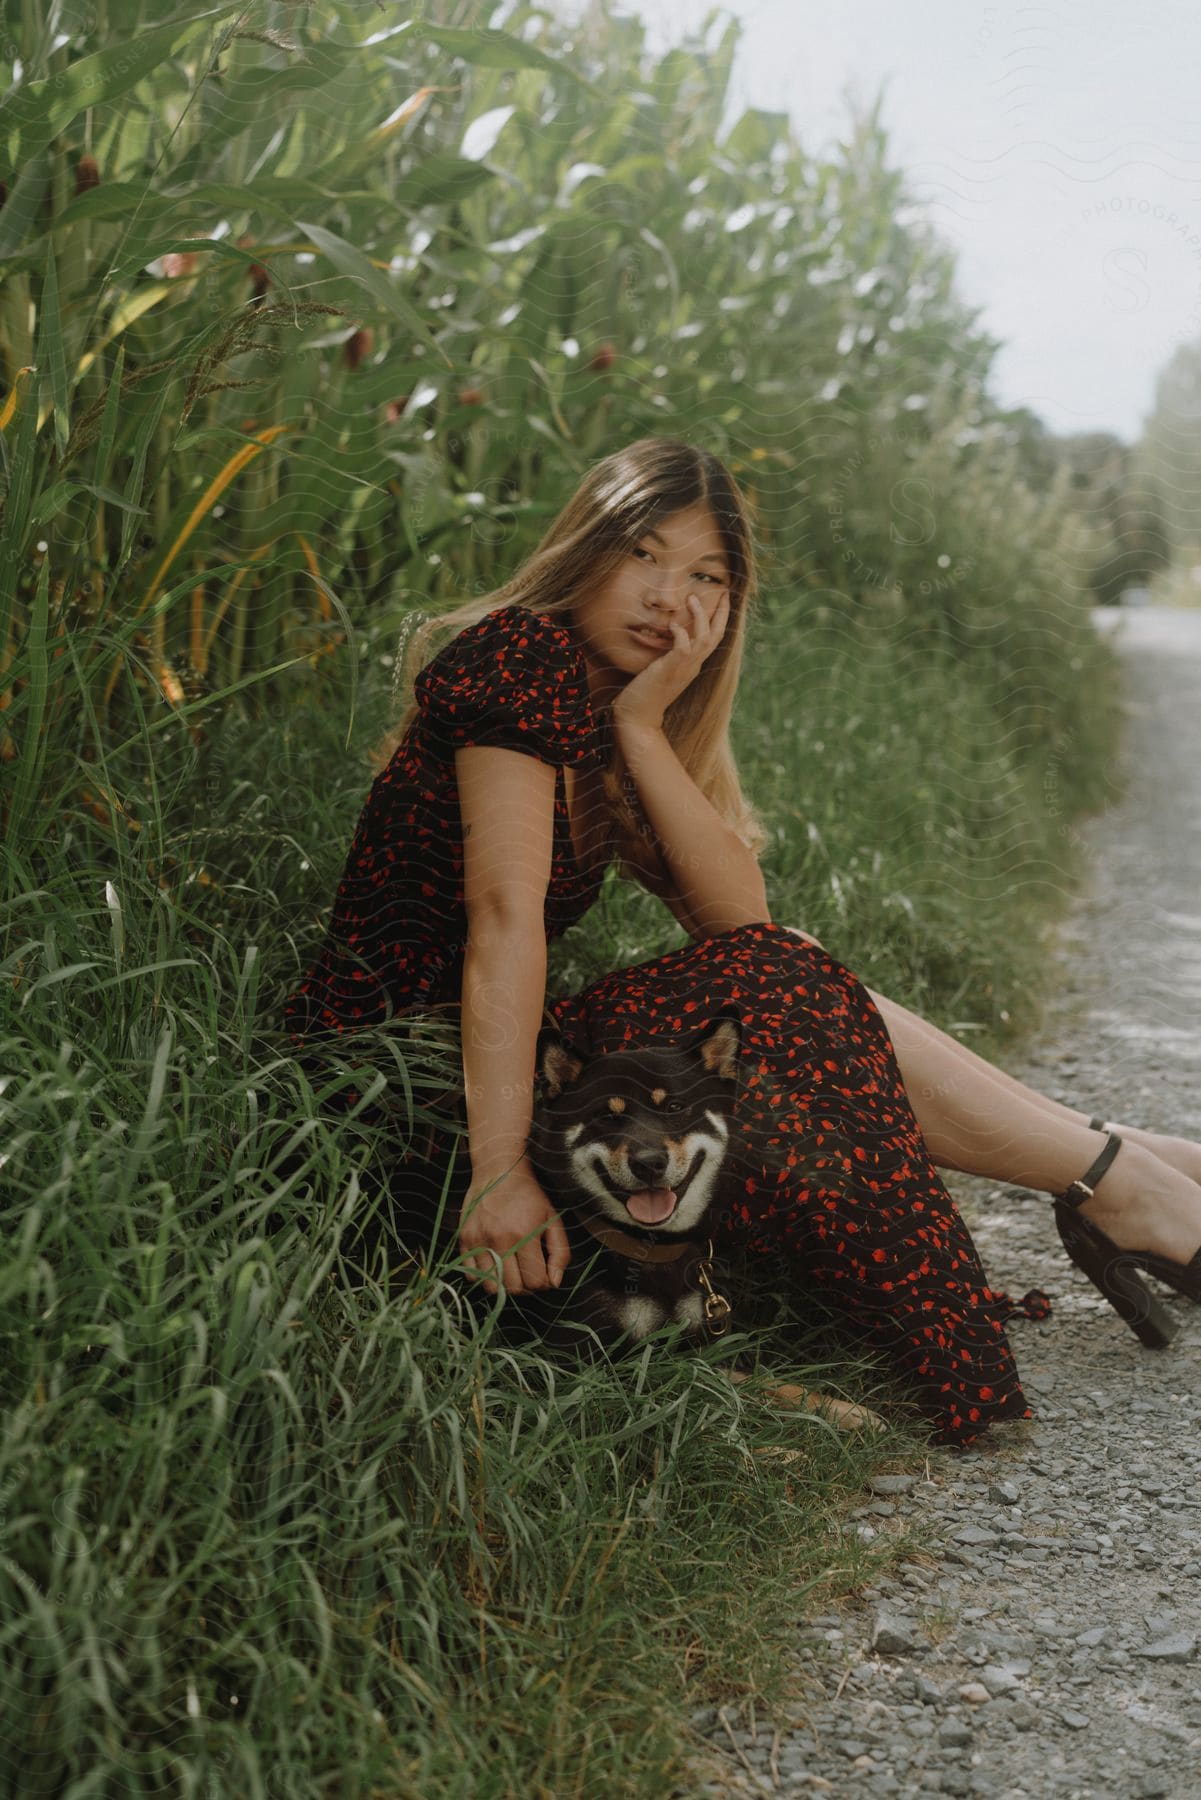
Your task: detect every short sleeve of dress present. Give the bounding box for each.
[413,604,596,767]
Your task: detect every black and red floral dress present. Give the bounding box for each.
[283,604,1050,1449]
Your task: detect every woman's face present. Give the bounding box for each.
[567,501,732,706]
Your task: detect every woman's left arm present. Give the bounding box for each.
[614,714,770,938]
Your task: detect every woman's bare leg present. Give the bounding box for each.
[864,984,1201,1264]
[867,985,1201,1189]
[775,927,1201,1260]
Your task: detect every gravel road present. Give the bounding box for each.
[684,605,1201,1799]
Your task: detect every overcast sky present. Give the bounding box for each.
[559,0,1201,444]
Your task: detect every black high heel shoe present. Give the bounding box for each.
[1052,1130,1201,1349]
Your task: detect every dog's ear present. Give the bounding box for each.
[694,1011,741,1083]
[535,1025,585,1100]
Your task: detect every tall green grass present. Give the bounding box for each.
[0,576,1114,1793]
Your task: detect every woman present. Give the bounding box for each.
[282,436,1201,1447]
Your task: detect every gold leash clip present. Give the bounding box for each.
[696,1237,733,1337]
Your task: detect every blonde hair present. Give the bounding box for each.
[367,436,771,891]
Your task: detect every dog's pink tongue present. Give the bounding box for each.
[626,1187,677,1224]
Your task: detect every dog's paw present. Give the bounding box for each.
[764,1380,885,1434]
[722,1369,885,1434]
[799,1392,886,1434]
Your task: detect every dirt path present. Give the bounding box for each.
[685,604,1201,1799]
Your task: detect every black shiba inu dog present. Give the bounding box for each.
[507,1009,744,1360]
[324,1006,884,1432]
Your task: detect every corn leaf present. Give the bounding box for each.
[0,151,51,261]
[395,21,606,97]
[0,6,245,183]
[295,219,452,366]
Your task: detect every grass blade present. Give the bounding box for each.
[37,240,70,461]
[3,556,49,845]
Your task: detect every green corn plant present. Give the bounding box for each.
[1,0,1107,859]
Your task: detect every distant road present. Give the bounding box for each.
[1088,603,1201,1020]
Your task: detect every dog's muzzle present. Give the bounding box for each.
[617,1144,707,1224]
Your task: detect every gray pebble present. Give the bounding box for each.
[872,1609,921,1655]
[953,1524,1001,1547]
[938,1719,973,1747]
[939,1773,972,1797]
[978,1664,1021,1696]
[1136,1634,1196,1662]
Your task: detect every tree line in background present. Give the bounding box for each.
[1012,406,1183,611]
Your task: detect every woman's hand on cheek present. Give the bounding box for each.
[611,590,730,731]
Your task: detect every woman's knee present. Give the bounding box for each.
[707,920,826,950]
[778,924,827,951]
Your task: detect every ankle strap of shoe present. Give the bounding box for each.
[1058,1130,1123,1209]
